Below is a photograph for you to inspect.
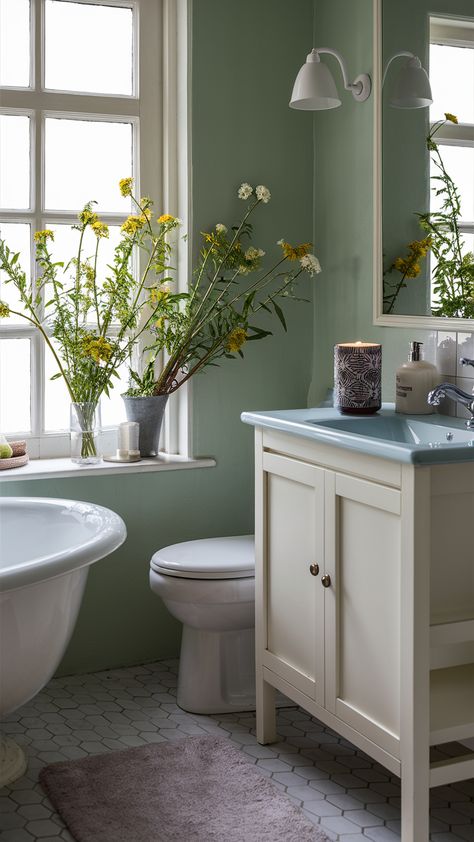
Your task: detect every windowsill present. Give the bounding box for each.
[0,454,216,482]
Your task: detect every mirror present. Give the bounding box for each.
[373,0,474,330]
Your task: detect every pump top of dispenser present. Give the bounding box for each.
[409,341,423,361]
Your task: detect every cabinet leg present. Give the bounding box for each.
[401,769,429,842]
[256,675,276,744]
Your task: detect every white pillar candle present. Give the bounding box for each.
[118,421,140,456]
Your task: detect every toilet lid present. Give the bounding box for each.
[150,535,255,579]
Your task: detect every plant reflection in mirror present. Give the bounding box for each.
[383,113,474,318]
[383,237,431,314]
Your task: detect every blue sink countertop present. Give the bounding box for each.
[241,404,474,465]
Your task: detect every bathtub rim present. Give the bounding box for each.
[0,497,126,593]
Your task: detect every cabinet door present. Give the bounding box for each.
[324,472,402,757]
[262,452,325,704]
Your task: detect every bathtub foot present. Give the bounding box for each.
[0,736,27,787]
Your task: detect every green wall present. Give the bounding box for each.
[310,0,433,406]
[1,0,314,675]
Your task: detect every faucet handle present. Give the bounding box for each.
[460,357,474,368]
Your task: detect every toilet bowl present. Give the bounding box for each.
[149,535,255,714]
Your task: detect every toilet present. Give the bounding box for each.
[149,535,255,714]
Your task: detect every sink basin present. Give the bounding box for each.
[241,404,474,464]
[310,415,474,445]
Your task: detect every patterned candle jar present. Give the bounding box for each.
[334,341,382,414]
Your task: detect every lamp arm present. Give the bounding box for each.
[382,51,415,88]
[315,47,357,92]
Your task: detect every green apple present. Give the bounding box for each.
[0,443,13,458]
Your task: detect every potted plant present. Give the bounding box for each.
[0,180,179,462]
[0,179,321,461]
[122,180,322,455]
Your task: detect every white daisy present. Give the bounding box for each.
[238,183,253,200]
[215,223,227,234]
[300,254,321,276]
[245,247,265,260]
[256,185,271,203]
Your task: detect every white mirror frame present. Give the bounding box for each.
[372,0,474,331]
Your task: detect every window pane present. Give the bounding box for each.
[430,44,474,124]
[0,114,30,209]
[0,336,30,432]
[44,340,69,432]
[44,118,133,212]
[45,1,133,95]
[0,222,31,324]
[47,223,123,308]
[430,145,474,221]
[0,0,30,88]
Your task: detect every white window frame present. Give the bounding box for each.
[0,0,191,459]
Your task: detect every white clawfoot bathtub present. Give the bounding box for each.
[0,497,126,786]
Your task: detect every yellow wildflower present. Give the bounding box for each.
[445,113,458,124]
[83,263,96,288]
[203,232,220,248]
[227,327,247,353]
[279,241,312,261]
[394,257,421,278]
[119,177,134,197]
[121,215,144,236]
[82,335,113,364]
[140,197,152,207]
[150,283,171,304]
[0,301,10,318]
[34,229,54,243]
[139,209,152,224]
[158,214,176,224]
[79,209,98,226]
[408,237,431,258]
[92,220,109,239]
[155,317,166,329]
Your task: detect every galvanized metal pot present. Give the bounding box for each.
[122,395,169,457]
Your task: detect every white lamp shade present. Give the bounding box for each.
[290,55,341,110]
[389,60,433,109]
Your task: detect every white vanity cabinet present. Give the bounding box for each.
[253,427,474,842]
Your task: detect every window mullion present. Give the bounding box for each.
[30,330,43,437]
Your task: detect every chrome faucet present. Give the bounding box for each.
[428,383,474,429]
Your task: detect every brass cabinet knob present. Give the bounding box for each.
[309,563,319,577]
[321,574,331,588]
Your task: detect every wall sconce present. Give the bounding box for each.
[289,48,372,110]
[383,52,433,109]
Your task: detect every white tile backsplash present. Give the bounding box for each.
[434,332,457,377]
[425,332,474,419]
[457,332,474,379]
[455,377,474,419]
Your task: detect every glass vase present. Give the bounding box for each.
[70,402,101,464]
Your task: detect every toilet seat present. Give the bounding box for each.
[150,535,254,579]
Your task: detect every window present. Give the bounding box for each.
[429,17,474,304]
[0,0,189,458]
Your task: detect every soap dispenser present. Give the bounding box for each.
[395,341,438,414]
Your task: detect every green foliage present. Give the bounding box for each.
[0,193,179,407]
[0,181,321,406]
[126,187,320,397]
[418,118,474,318]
